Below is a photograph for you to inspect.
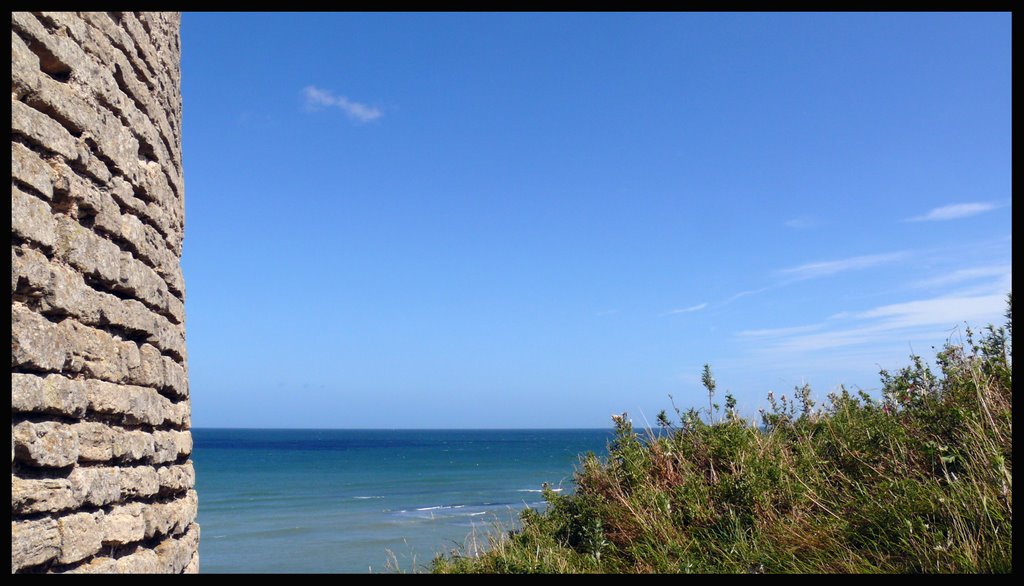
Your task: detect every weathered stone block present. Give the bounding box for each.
[12,142,55,199]
[154,522,200,573]
[12,245,52,295]
[152,429,191,463]
[143,490,197,539]
[85,378,188,428]
[102,502,147,545]
[74,421,114,462]
[69,465,121,507]
[56,510,104,564]
[12,517,61,571]
[12,30,43,99]
[12,475,77,514]
[157,462,195,494]
[115,429,156,462]
[12,185,57,249]
[121,465,161,498]
[11,373,89,418]
[13,420,79,467]
[56,214,123,286]
[161,353,190,398]
[11,303,67,371]
[11,99,80,160]
[61,318,143,384]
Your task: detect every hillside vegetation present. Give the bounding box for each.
[432,299,1012,573]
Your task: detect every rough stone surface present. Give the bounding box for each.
[12,463,190,517]
[122,465,161,499]
[56,510,104,564]
[11,12,195,573]
[157,462,195,495]
[69,466,123,507]
[12,185,57,249]
[12,141,56,200]
[11,373,89,418]
[13,244,187,358]
[66,523,199,574]
[12,517,61,572]
[71,422,191,465]
[155,523,201,573]
[11,304,189,398]
[102,502,148,545]
[13,421,79,468]
[12,476,77,515]
[184,549,200,574]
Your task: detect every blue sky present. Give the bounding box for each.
[180,13,1011,428]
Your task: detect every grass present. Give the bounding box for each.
[430,298,1012,573]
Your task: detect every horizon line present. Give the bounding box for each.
[191,426,619,431]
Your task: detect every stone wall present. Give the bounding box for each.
[11,12,197,573]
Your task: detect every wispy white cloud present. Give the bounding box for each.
[741,244,1011,358]
[738,291,1007,355]
[913,264,1011,289]
[906,202,997,222]
[303,85,382,123]
[664,303,707,316]
[784,216,819,229]
[715,236,1011,398]
[945,272,1013,299]
[720,287,771,305]
[779,252,908,281]
[851,294,1006,330]
[708,250,915,313]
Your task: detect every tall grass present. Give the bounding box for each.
[431,300,1012,573]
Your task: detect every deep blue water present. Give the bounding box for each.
[193,428,612,573]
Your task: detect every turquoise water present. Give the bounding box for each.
[193,429,612,573]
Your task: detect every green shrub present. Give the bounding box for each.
[431,297,1012,573]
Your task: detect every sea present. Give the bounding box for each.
[193,428,613,573]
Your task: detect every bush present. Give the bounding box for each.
[431,297,1012,573]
